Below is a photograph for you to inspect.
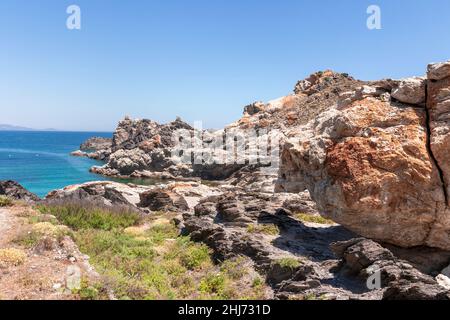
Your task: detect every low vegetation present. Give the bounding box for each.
[0,248,27,268]
[295,213,334,225]
[36,202,268,300]
[273,257,301,269]
[0,196,13,207]
[246,223,279,236]
[37,202,141,231]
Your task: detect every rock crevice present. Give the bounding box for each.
[424,82,448,207]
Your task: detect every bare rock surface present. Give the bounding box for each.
[0,180,40,203]
[391,77,426,105]
[80,137,112,151]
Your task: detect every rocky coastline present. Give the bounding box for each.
[1,60,450,300]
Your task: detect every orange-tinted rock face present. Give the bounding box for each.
[278,71,450,249]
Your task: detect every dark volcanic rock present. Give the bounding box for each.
[0,180,40,202]
[332,238,450,300]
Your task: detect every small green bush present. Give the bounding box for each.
[42,201,269,300]
[38,202,141,230]
[274,257,301,269]
[199,273,226,297]
[220,257,248,280]
[252,276,264,288]
[78,284,99,300]
[179,245,211,270]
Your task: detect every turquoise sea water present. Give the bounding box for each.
[0,131,112,198]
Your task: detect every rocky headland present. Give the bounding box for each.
[1,60,449,300]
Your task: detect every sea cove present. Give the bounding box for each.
[0,131,111,197]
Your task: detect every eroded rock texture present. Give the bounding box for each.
[0,180,40,202]
[278,61,450,250]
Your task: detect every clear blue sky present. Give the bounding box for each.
[1,0,450,131]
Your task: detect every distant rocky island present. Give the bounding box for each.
[1,60,450,300]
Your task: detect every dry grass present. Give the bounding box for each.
[247,223,279,236]
[295,213,335,225]
[0,248,27,268]
[0,195,13,207]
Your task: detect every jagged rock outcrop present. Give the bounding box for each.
[277,61,450,250]
[139,188,189,212]
[81,71,364,185]
[90,117,198,178]
[0,180,40,202]
[80,137,112,151]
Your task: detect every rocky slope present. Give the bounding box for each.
[78,72,363,184]
[37,179,450,300]
[80,137,112,151]
[52,59,450,299]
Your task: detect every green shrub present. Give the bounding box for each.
[77,282,100,300]
[38,202,141,230]
[252,276,264,288]
[220,257,248,280]
[199,273,226,297]
[43,201,269,300]
[180,245,211,270]
[274,257,301,269]
[146,223,178,244]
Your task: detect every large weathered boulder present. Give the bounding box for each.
[139,188,189,212]
[44,181,151,208]
[0,180,40,202]
[107,149,153,175]
[277,75,449,249]
[332,238,450,300]
[391,77,426,105]
[428,60,450,81]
